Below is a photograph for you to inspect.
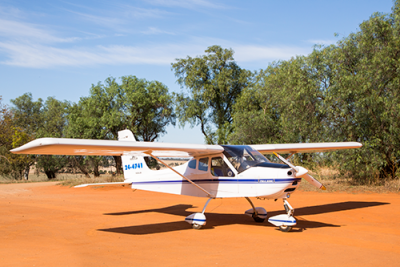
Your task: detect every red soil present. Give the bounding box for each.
[0,182,399,266]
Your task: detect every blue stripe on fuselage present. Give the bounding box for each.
[131,178,301,185]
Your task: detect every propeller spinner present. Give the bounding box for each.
[273,152,326,190]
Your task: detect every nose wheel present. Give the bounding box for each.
[268,198,296,232]
[279,225,292,232]
[192,223,203,230]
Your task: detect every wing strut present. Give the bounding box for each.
[148,153,213,198]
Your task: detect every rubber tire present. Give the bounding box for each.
[279,225,292,232]
[252,213,265,223]
[192,223,202,230]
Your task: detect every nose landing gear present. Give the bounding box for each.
[268,198,296,232]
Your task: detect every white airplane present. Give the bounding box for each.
[11,130,362,232]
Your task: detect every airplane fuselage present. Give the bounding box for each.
[125,155,301,199]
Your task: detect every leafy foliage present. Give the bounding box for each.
[172,45,253,144]
[10,93,70,179]
[325,4,400,182]
[0,97,33,179]
[66,76,176,175]
[232,1,400,183]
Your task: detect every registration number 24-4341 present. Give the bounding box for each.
[124,163,143,170]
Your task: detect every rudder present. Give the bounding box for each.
[118,130,151,180]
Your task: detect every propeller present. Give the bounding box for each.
[273,152,326,190]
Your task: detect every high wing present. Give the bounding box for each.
[10,137,362,158]
[251,142,362,154]
[10,138,223,157]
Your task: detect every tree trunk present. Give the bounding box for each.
[23,165,30,180]
[93,165,100,177]
[73,156,91,178]
[44,170,56,179]
[113,156,122,175]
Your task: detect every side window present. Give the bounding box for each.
[188,159,197,169]
[211,157,234,177]
[198,157,209,171]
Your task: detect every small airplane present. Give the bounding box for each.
[11,130,362,232]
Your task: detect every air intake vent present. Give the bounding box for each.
[284,188,296,193]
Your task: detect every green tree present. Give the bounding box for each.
[36,97,70,178]
[231,51,332,163]
[324,3,400,182]
[120,76,176,142]
[66,76,176,174]
[0,97,35,179]
[172,45,253,144]
[232,0,400,183]
[11,93,43,134]
[10,93,70,179]
[65,79,120,177]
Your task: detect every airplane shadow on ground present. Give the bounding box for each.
[99,201,389,235]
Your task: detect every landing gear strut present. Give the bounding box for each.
[185,198,213,229]
[244,197,267,223]
[268,198,297,232]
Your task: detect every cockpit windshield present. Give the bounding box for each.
[222,145,270,173]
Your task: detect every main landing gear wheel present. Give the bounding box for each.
[192,223,202,230]
[252,213,265,223]
[244,197,267,223]
[185,198,212,230]
[279,225,292,232]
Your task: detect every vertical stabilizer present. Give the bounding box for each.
[118,130,136,141]
[118,130,151,180]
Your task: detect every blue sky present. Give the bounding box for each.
[0,0,394,144]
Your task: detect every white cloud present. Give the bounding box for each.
[0,42,201,68]
[63,5,173,34]
[0,5,24,19]
[234,45,311,62]
[307,39,337,45]
[141,27,175,35]
[0,40,312,69]
[0,18,78,43]
[0,15,311,69]
[67,11,125,29]
[145,0,227,9]
[122,6,172,19]
[0,42,103,68]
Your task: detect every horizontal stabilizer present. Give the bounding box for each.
[74,182,132,188]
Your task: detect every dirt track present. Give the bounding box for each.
[0,182,399,267]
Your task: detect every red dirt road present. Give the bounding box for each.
[0,182,399,267]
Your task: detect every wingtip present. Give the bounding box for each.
[9,147,21,154]
[74,184,88,188]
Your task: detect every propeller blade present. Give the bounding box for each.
[302,173,326,190]
[272,152,298,171]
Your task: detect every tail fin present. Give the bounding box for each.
[118,130,151,180]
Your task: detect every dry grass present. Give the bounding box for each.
[58,175,125,187]
[0,173,125,187]
[299,167,400,194]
